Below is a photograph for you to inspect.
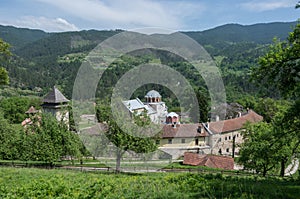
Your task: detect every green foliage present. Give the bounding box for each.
[0,167,299,198]
[0,112,21,160]
[239,110,299,177]
[21,113,83,163]
[0,96,41,124]
[0,67,9,85]
[239,122,278,176]
[254,98,290,123]
[0,25,48,50]
[252,23,300,98]
[0,111,84,163]
[96,103,158,171]
[247,19,300,177]
[0,38,11,86]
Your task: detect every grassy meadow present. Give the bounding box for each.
[0,167,299,198]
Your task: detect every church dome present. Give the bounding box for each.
[167,112,178,118]
[145,90,161,98]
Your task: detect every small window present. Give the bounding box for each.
[226,148,229,153]
[156,140,160,145]
[236,134,239,137]
[229,136,231,140]
[225,137,227,141]
[181,139,185,143]
[168,139,172,144]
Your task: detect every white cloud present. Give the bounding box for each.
[33,0,205,30]
[12,16,79,32]
[240,0,295,12]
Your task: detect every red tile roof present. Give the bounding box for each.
[160,124,208,138]
[208,110,263,134]
[183,152,234,170]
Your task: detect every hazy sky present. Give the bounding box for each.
[0,0,298,32]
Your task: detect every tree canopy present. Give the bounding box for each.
[0,111,85,165]
[245,15,300,177]
[252,23,300,98]
[96,103,158,172]
[0,39,11,86]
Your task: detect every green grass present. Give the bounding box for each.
[0,167,299,198]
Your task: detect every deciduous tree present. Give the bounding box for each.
[97,104,158,172]
[252,22,300,97]
[238,122,278,176]
[0,39,11,86]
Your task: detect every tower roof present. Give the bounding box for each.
[145,90,161,98]
[43,86,69,104]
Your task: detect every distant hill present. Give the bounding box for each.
[0,25,49,50]
[185,21,296,44]
[0,21,296,54]
[15,30,121,59]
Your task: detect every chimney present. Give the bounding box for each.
[216,115,219,121]
[238,112,242,117]
[206,122,209,129]
[197,126,202,133]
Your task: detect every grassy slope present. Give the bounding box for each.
[0,167,299,198]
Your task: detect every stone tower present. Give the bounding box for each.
[42,86,69,125]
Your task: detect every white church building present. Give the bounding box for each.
[122,90,168,124]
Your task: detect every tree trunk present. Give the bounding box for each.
[280,158,286,177]
[263,167,267,177]
[116,149,122,173]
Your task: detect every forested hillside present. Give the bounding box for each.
[0,25,49,50]
[0,21,296,102]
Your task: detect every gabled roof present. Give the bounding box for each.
[160,124,207,138]
[208,110,263,134]
[25,106,38,114]
[43,86,69,104]
[183,152,234,170]
[123,98,146,112]
[122,98,156,114]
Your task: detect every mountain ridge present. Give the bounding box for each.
[0,21,297,100]
[0,21,297,51]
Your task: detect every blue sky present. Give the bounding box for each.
[0,0,298,32]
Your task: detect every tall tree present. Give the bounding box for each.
[20,113,83,165]
[251,10,300,177]
[238,122,278,177]
[97,103,158,172]
[252,23,300,97]
[239,103,298,177]
[0,39,11,86]
[0,111,20,160]
[0,97,41,124]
